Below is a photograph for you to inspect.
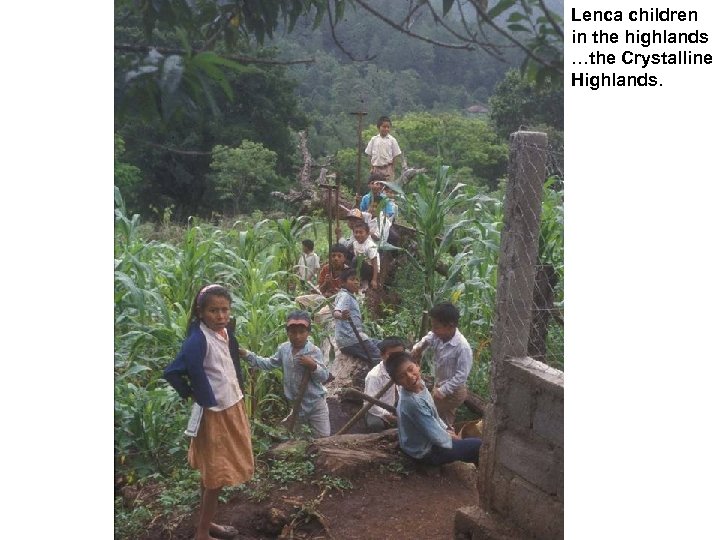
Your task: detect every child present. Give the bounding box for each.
[239,311,330,438]
[364,337,406,432]
[296,239,321,283]
[351,221,379,290]
[333,267,381,365]
[360,172,396,245]
[365,115,402,181]
[163,284,253,540]
[317,243,350,298]
[386,351,481,466]
[296,243,349,317]
[342,206,380,245]
[410,302,473,427]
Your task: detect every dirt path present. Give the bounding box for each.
[140,460,478,539]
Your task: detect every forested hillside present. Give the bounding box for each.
[115,0,563,219]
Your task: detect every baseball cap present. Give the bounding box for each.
[286,310,311,328]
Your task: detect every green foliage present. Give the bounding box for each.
[208,141,282,214]
[485,0,564,85]
[313,474,353,491]
[269,458,315,484]
[114,135,143,212]
[392,113,508,188]
[488,68,563,140]
[396,166,475,311]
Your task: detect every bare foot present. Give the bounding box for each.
[209,522,238,538]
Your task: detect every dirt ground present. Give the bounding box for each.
[135,392,482,540]
[139,458,478,540]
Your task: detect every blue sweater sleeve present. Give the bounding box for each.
[163,329,218,407]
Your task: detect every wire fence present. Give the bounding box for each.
[492,131,564,374]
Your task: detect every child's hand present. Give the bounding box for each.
[431,387,444,401]
[371,279,378,289]
[238,348,249,358]
[298,355,317,371]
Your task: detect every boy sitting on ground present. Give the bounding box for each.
[386,351,481,466]
[333,267,381,366]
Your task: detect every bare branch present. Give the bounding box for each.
[466,0,562,75]
[425,1,505,61]
[353,0,474,50]
[537,0,564,39]
[326,0,377,62]
[115,43,315,65]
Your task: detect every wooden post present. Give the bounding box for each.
[319,181,339,257]
[336,379,394,435]
[477,131,547,506]
[286,368,312,434]
[348,111,367,205]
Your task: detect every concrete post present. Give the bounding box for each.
[477,131,548,505]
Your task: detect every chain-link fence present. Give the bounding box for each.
[492,131,564,374]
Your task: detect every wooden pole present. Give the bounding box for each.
[348,111,367,206]
[341,388,396,415]
[319,182,337,258]
[334,173,341,243]
[336,379,395,435]
[286,368,312,434]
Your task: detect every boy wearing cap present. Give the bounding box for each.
[239,311,330,437]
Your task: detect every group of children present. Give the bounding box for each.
[161,117,480,539]
[164,281,480,539]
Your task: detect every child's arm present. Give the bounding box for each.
[410,331,434,361]
[434,343,473,398]
[163,331,217,407]
[240,345,284,371]
[333,291,351,320]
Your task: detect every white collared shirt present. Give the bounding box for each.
[199,323,243,411]
[413,329,473,397]
[364,361,397,419]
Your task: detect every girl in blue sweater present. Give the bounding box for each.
[164,284,253,540]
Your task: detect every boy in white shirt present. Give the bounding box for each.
[351,221,379,290]
[364,337,406,432]
[365,116,402,181]
[410,302,473,427]
[297,239,321,283]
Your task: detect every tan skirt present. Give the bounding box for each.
[188,400,254,489]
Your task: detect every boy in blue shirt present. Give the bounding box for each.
[333,267,381,365]
[239,310,330,437]
[386,351,481,465]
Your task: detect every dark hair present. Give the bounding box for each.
[429,301,460,326]
[352,221,370,233]
[286,309,312,330]
[187,284,232,335]
[385,351,413,382]
[377,115,392,128]
[329,243,348,257]
[378,336,406,354]
[302,239,314,250]
[338,267,359,283]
